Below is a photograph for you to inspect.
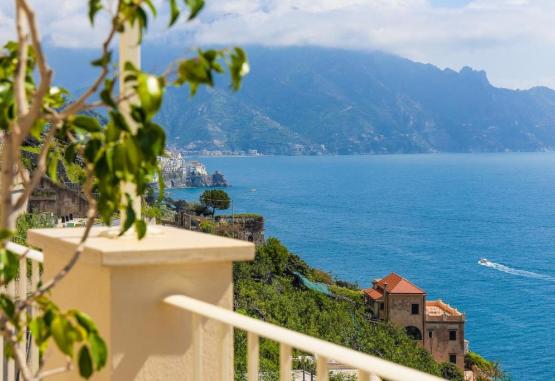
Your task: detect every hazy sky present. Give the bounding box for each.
[1,0,555,89]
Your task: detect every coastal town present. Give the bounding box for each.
[157,149,229,188]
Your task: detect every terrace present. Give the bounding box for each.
[2,225,445,381]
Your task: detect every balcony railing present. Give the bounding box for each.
[164,294,445,381]
[3,242,42,381]
[21,226,449,381]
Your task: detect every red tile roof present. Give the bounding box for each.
[363,288,384,300]
[373,273,426,295]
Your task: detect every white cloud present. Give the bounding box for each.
[1,0,555,89]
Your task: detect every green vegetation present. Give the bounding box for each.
[465,352,508,381]
[200,189,231,216]
[439,362,464,381]
[14,213,56,245]
[233,238,443,380]
[199,220,216,234]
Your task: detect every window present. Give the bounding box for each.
[380,303,384,310]
[449,330,457,341]
[411,303,419,315]
[428,330,433,339]
[449,354,457,364]
[405,326,422,340]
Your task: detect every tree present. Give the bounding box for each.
[200,189,231,217]
[0,1,248,379]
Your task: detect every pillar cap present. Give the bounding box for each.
[28,225,255,266]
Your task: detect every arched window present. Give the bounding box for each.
[405,326,422,340]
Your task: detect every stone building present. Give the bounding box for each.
[364,273,466,371]
[28,177,89,219]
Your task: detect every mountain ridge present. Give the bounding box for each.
[47,45,555,154]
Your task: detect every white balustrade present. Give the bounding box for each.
[2,242,43,381]
[164,294,446,381]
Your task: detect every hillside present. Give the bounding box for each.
[47,45,555,154]
[156,47,555,155]
[233,238,453,380]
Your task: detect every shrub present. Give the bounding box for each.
[200,220,216,234]
[311,269,333,285]
[439,362,464,381]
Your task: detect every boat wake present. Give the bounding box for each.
[478,259,555,283]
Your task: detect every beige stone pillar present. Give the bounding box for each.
[28,226,255,380]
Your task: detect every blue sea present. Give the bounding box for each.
[168,153,555,381]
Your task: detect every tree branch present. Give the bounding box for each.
[4,323,34,381]
[36,363,72,380]
[14,0,29,122]
[16,0,53,142]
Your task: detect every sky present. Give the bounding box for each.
[1,0,555,89]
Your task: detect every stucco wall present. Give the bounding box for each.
[425,320,465,370]
[386,294,425,343]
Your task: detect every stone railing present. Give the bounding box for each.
[23,226,445,381]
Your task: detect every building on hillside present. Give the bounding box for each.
[28,177,89,219]
[364,273,466,371]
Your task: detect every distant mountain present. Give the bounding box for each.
[48,45,555,154]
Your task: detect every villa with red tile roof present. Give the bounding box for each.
[364,273,467,371]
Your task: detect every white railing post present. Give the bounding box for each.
[359,370,371,381]
[30,260,40,373]
[316,355,328,381]
[247,332,259,381]
[192,313,203,381]
[220,323,233,381]
[280,343,292,381]
[7,280,16,380]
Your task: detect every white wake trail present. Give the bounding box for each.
[479,260,555,283]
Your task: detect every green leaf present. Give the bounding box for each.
[47,153,59,183]
[88,0,102,25]
[89,332,108,369]
[177,57,212,95]
[0,229,12,240]
[64,143,77,164]
[120,195,136,235]
[91,51,112,68]
[0,295,15,319]
[169,0,180,26]
[0,249,19,283]
[137,73,164,117]
[229,47,249,91]
[75,311,97,334]
[100,78,116,108]
[29,317,50,353]
[30,118,46,140]
[71,115,102,132]
[78,346,93,378]
[185,0,205,20]
[144,0,157,16]
[110,111,130,132]
[135,219,147,239]
[52,316,74,356]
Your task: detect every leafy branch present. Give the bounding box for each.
[0,0,248,379]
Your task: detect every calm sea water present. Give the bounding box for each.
[168,153,555,381]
